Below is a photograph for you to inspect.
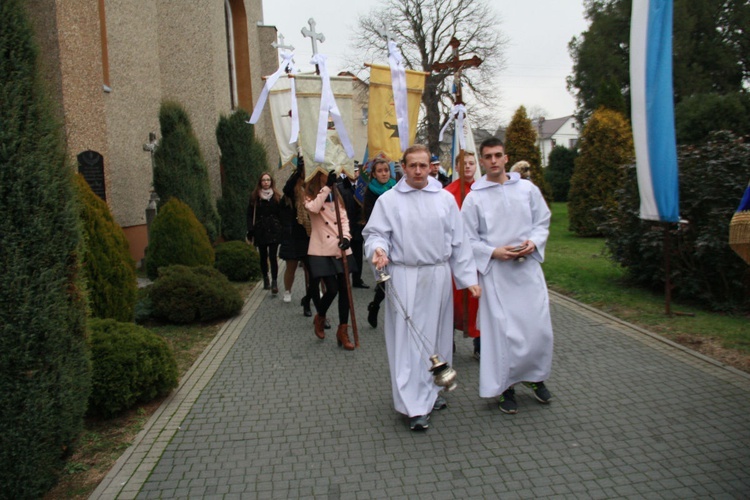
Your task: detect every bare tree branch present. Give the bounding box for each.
[349,0,507,154]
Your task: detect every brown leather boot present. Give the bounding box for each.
[336,324,355,351]
[313,314,326,339]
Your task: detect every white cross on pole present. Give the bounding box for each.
[301,18,325,56]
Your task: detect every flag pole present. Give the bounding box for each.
[663,222,694,317]
[663,223,672,316]
[433,37,482,336]
[332,182,359,347]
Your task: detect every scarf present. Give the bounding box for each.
[259,188,274,201]
[368,178,396,196]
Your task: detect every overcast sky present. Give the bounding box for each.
[261,0,590,126]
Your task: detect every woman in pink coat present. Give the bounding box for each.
[304,170,357,350]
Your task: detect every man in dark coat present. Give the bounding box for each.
[337,166,369,288]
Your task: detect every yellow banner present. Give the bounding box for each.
[367,64,426,162]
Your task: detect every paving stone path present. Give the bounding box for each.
[94,267,750,499]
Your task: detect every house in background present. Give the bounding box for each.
[534,115,579,167]
[26,0,278,264]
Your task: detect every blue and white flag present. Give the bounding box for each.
[630,0,679,222]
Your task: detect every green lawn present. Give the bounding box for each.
[543,202,749,362]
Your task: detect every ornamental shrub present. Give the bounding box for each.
[74,174,137,321]
[216,109,269,241]
[153,101,220,242]
[145,198,215,279]
[568,107,633,236]
[87,319,178,417]
[0,1,91,497]
[504,106,553,203]
[545,145,578,202]
[214,241,260,282]
[150,265,243,324]
[601,131,750,311]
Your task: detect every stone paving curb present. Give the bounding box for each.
[90,281,267,499]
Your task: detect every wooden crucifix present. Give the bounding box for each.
[301,18,325,75]
[432,36,482,337]
[431,37,482,106]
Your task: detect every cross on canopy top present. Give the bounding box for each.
[431,37,482,105]
[301,18,325,56]
[377,25,394,44]
[272,33,294,52]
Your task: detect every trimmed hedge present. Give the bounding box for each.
[153,101,220,242]
[150,265,243,324]
[0,1,91,496]
[145,198,215,280]
[214,240,261,282]
[74,174,137,321]
[87,319,178,417]
[216,109,269,241]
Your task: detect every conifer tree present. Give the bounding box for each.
[0,1,91,495]
[545,145,578,202]
[216,109,269,241]
[568,107,634,236]
[504,106,553,203]
[74,174,137,322]
[153,101,221,242]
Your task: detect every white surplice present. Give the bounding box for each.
[461,173,554,398]
[362,176,478,417]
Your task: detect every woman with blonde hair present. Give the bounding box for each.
[509,160,531,180]
[304,170,357,350]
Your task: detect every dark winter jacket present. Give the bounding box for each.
[337,177,363,242]
[247,196,282,246]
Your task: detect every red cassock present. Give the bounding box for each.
[444,179,480,338]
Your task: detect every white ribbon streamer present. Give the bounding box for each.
[248,52,299,145]
[310,53,355,163]
[439,104,467,151]
[387,40,410,153]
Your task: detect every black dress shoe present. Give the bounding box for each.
[367,302,379,328]
[300,296,312,317]
[352,281,370,289]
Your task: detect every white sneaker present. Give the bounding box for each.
[283,291,292,303]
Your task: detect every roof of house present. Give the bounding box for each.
[437,126,499,149]
[337,71,367,85]
[536,115,574,139]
